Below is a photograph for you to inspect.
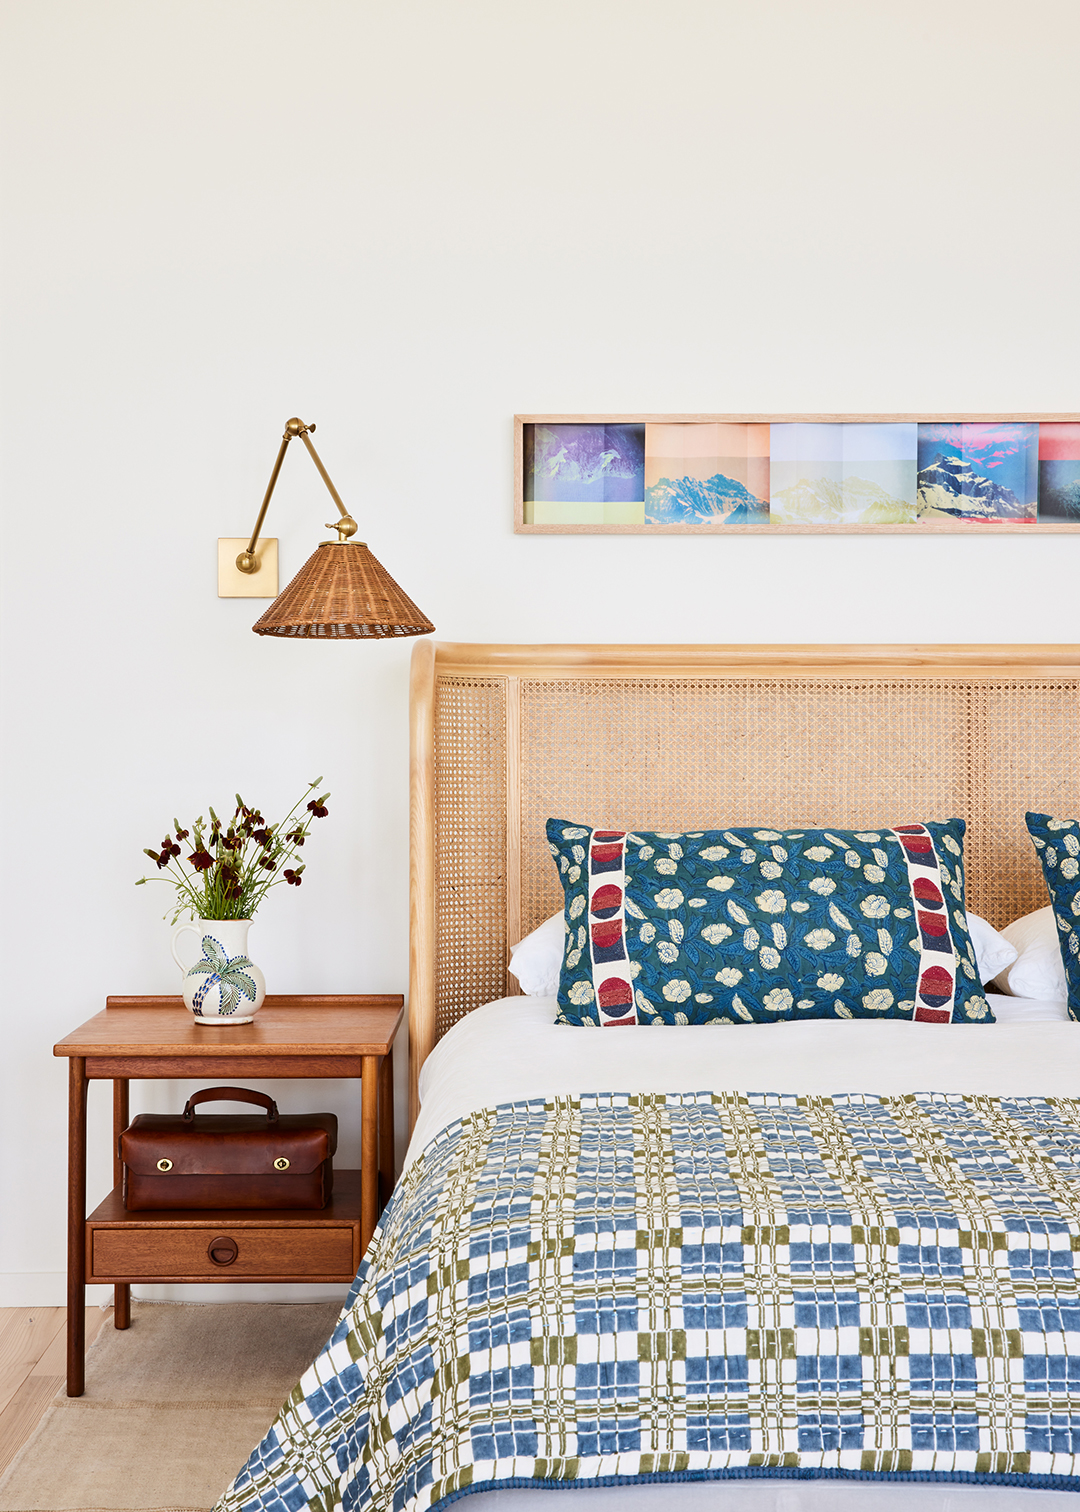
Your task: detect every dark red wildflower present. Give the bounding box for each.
[285,829,305,846]
[307,801,328,818]
[188,848,214,872]
[260,855,276,870]
[252,828,272,847]
[284,869,302,886]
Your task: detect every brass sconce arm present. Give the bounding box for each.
[236,417,358,574]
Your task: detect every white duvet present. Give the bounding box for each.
[409,992,1080,1511]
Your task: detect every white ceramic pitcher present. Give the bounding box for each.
[171,918,266,1024]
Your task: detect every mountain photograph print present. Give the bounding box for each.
[769,422,918,524]
[916,422,1038,522]
[644,422,770,523]
[1037,423,1080,521]
[516,416,1080,532]
[522,422,645,525]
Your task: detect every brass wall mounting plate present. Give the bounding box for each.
[218,537,279,597]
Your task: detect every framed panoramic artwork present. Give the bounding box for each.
[515,415,1080,533]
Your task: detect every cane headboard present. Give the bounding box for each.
[408,643,1080,1125]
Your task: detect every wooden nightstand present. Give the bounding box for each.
[54,993,403,1396]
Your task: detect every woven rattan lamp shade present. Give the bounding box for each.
[252,542,435,639]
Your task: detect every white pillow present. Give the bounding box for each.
[512,909,1019,999]
[508,912,563,995]
[966,911,1018,985]
[992,905,1067,1002]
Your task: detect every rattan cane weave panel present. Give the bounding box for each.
[984,681,1080,926]
[433,677,507,1039]
[431,670,1080,1043]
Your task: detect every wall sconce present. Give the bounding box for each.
[220,417,434,639]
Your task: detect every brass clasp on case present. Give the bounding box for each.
[156,1158,173,1172]
[273,1157,290,1171]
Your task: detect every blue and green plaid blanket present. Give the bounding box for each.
[216,1091,1080,1510]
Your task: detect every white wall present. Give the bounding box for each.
[2,0,1078,1304]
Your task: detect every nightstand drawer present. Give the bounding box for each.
[90,1223,356,1281]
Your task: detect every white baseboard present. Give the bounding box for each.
[0,1273,350,1307]
[0,1273,113,1307]
[133,1283,350,1304]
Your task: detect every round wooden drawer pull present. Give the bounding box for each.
[208,1236,239,1266]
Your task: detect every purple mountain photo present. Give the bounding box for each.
[524,424,645,503]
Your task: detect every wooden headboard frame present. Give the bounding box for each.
[408,643,1080,1127]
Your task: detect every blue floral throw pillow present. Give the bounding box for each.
[547,817,990,1027]
[1025,811,1080,1021]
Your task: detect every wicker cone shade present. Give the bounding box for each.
[252,541,435,639]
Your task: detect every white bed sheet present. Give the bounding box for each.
[410,994,1079,1510]
[410,993,1072,1166]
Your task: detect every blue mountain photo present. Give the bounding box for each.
[645,473,769,524]
[1038,460,1080,521]
[916,452,1032,521]
[916,423,1037,522]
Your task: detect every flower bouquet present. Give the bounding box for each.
[137,778,330,922]
[136,778,330,1023]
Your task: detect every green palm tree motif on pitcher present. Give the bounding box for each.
[188,935,258,1016]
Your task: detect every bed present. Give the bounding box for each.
[217,643,1080,1512]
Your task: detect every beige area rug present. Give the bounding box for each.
[0,1301,341,1512]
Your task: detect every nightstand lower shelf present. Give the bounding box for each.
[86,1169,364,1284]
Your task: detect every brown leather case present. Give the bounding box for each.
[120,1087,337,1211]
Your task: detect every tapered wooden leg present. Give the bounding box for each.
[378,1048,394,1210]
[361,1055,378,1254]
[67,1058,88,1396]
[112,1079,130,1328]
[111,1079,129,1186]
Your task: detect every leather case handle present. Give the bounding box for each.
[182,1087,279,1123]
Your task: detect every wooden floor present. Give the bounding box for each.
[0,1307,105,1477]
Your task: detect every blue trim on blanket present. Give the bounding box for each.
[434,1463,1080,1506]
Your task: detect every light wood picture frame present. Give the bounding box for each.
[514,414,1080,534]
